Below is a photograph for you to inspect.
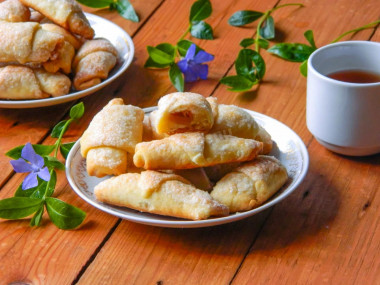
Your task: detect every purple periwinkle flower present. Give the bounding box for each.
[10,143,50,190]
[177,44,214,83]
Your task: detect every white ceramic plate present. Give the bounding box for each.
[0,13,134,109]
[66,107,309,228]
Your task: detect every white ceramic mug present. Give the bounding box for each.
[307,41,380,156]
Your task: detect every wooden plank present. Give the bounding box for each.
[211,0,379,141]
[232,142,380,285]
[76,214,269,285]
[227,0,380,284]
[0,1,165,284]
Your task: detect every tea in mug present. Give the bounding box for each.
[327,70,380,83]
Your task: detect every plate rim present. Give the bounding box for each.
[66,107,309,228]
[0,13,135,109]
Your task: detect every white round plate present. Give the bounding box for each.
[66,107,309,228]
[0,13,134,109]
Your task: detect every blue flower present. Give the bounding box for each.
[10,143,50,190]
[177,44,214,83]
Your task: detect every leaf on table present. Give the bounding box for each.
[235,49,265,81]
[259,15,275,39]
[267,43,315,62]
[169,64,185,92]
[239,38,255,48]
[30,206,44,227]
[177,40,204,57]
[189,0,212,22]
[76,0,113,8]
[6,144,55,159]
[190,21,214,40]
[228,10,263,26]
[304,30,317,49]
[235,49,256,82]
[60,142,76,160]
[251,50,266,79]
[15,179,40,198]
[114,0,139,22]
[146,43,176,66]
[51,120,69,138]
[300,60,308,77]
[69,102,85,120]
[220,75,255,92]
[46,197,86,230]
[44,156,65,171]
[258,38,269,49]
[144,58,171,69]
[0,197,43,219]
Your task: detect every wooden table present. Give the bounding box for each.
[0,0,379,284]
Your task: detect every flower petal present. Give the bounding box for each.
[177,59,189,73]
[183,68,198,83]
[192,64,209,80]
[193,50,214,64]
[21,143,44,168]
[185,44,196,60]
[10,158,33,173]
[37,167,50,182]
[22,172,38,190]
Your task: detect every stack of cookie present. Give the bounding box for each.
[80,92,288,220]
[0,0,118,99]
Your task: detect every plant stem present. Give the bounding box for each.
[254,3,304,52]
[255,11,269,52]
[331,20,380,43]
[269,3,304,13]
[179,25,192,41]
[43,169,55,199]
[54,119,73,157]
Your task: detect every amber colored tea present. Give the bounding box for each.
[327,70,380,83]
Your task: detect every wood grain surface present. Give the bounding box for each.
[0,0,379,284]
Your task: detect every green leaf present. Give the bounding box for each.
[115,0,139,22]
[235,49,256,82]
[6,144,55,159]
[304,30,317,49]
[267,43,315,62]
[239,38,255,48]
[147,43,175,65]
[17,171,55,199]
[220,75,255,92]
[258,38,269,49]
[29,181,48,199]
[235,49,266,81]
[0,197,43,219]
[60,142,76,160]
[30,206,44,227]
[228,10,264,26]
[259,16,275,39]
[69,102,85,120]
[46,198,86,230]
[190,0,212,22]
[300,60,308,77]
[76,0,113,8]
[14,182,36,197]
[169,64,184,92]
[44,156,65,171]
[144,57,170,68]
[190,21,213,40]
[250,50,266,80]
[51,120,69,138]
[177,40,204,57]
[28,171,56,199]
